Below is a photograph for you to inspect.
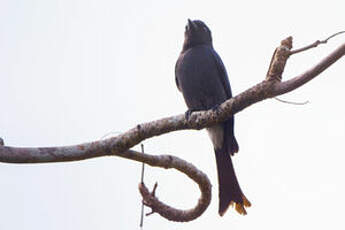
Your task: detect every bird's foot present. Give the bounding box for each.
[211,104,221,114]
[185,109,202,120]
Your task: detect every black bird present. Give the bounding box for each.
[175,19,251,216]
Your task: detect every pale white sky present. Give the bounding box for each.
[1,0,345,229]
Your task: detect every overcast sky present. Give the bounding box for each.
[1,0,345,229]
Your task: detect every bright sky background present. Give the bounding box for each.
[1,0,345,229]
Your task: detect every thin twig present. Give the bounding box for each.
[140,145,145,183]
[290,31,345,55]
[139,144,145,229]
[325,31,345,41]
[274,97,309,105]
[100,130,122,140]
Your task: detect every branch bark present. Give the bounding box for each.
[0,37,344,222]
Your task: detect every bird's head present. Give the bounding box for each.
[182,19,213,52]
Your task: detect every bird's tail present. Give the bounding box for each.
[211,118,250,216]
[215,144,251,216]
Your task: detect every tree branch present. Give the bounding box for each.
[137,151,211,222]
[277,42,345,95]
[0,37,344,222]
[290,31,345,55]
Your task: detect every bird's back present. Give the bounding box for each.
[175,45,230,110]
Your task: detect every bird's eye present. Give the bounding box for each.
[185,25,189,31]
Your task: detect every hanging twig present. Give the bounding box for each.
[274,97,309,105]
[139,144,145,229]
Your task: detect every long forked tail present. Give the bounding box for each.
[215,146,251,215]
[207,119,251,216]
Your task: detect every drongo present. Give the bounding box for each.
[175,19,251,216]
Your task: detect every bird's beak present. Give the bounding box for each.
[187,18,197,30]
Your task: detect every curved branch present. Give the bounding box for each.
[135,150,211,222]
[121,149,211,222]
[0,38,344,222]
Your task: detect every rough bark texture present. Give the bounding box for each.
[0,37,344,222]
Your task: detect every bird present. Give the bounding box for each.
[175,19,251,216]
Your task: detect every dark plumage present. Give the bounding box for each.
[175,19,250,216]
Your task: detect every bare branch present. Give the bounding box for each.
[0,142,212,222]
[290,31,345,55]
[1,42,344,163]
[276,42,345,95]
[0,36,344,222]
[137,149,212,222]
[135,151,211,222]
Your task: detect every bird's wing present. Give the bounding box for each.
[209,48,233,99]
[175,56,182,92]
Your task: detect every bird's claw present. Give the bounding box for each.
[211,104,221,113]
[185,109,195,120]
